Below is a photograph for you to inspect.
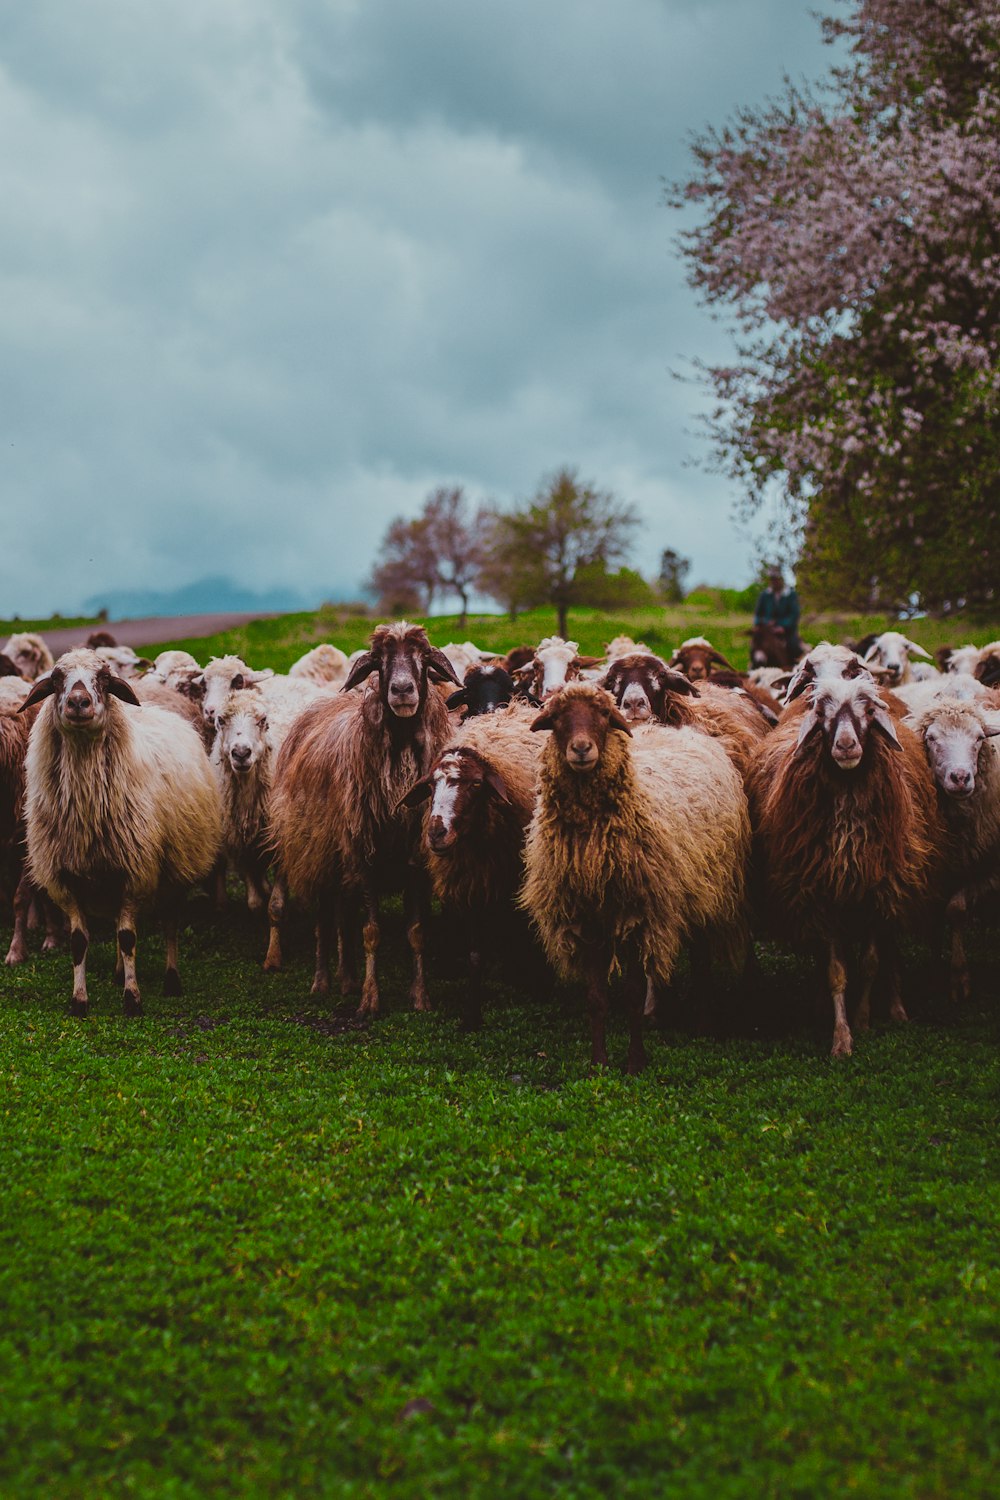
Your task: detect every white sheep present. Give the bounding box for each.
[3,633,53,681]
[21,649,222,1015]
[859,630,933,686]
[289,643,349,688]
[906,695,1000,1002]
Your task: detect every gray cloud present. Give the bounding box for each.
[1,0,834,616]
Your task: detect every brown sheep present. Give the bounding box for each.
[400,703,543,1030]
[520,683,749,1073]
[747,674,945,1057]
[669,636,736,682]
[267,622,461,1013]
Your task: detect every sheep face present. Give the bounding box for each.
[601,654,698,725]
[19,650,140,736]
[796,678,899,772]
[3,634,50,681]
[862,631,931,685]
[919,706,999,799]
[784,643,871,702]
[342,622,461,719]
[216,695,269,776]
[195,657,271,732]
[446,664,516,718]
[403,747,511,852]
[531,684,632,772]
[520,638,602,701]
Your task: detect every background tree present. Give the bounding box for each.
[672,0,1000,613]
[481,468,641,636]
[367,486,488,627]
[367,515,439,616]
[657,547,690,604]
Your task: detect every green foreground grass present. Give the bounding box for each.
[2,606,1000,1497]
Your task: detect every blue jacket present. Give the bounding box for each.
[754,587,800,636]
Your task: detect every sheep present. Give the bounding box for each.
[149,649,201,686]
[605,635,652,660]
[857,630,933,686]
[747,674,944,1057]
[400,703,544,1029]
[936,644,981,676]
[445,662,523,719]
[600,654,770,780]
[520,683,750,1073]
[210,685,314,913]
[440,641,495,681]
[267,622,461,1012]
[289,643,349,688]
[783,642,875,702]
[94,645,153,679]
[84,630,119,649]
[0,678,60,966]
[669,636,737,681]
[131,675,206,732]
[906,696,1000,1003]
[515,637,603,701]
[191,654,274,735]
[973,641,1000,690]
[892,671,992,717]
[0,653,24,678]
[20,649,222,1015]
[3,633,53,681]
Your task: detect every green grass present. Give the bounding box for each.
[3,606,1000,1496]
[136,602,1000,675]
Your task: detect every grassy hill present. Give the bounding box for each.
[2,603,999,1496]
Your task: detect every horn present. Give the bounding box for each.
[342,651,378,693]
[426,648,463,686]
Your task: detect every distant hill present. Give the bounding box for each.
[81,576,322,620]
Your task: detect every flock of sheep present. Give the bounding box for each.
[2,621,999,1069]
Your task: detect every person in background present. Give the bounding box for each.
[754,567,802,658]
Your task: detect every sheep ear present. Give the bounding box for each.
[609,706,633,736]
[342,651,377,692]
[793,707,821,757]
[575,655,602,669]
[398,775,434,809]
[658,667,700,697]
[426,649,463,686]
[871,704,901,748]
[19,675,57,710]
[709,649,734,668]
[530,707,556,731]
[483,765,512,803]
[784,663,815,701]
[445,689,469,710]
[862,643,880,663]
[107,675,141,706]
[905,639,931,660]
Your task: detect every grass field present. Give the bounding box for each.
[3,605,1000,1497]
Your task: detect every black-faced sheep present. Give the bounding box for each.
[748,675,945,1057]
[520,683,749,1073]
[21,649,221,1015]
[446,662,521,719]
[400,703,543,1029]
[268,622,461,1013]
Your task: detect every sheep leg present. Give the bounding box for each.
[828,938,851,1058]
[688,931,714,1035]
[336,889,359,996]
[461,911,485,1033]
[358,874,380,1017]
[311,893,333,999]
[853,934,879,1033]
[404,868,431,1013]
[41,892,63,952]
[211,856,228,912]
[624,959,648,1077]
[643,973,657,1019]
[5,868,31,965]
[245,861,270,913]
[582,945,611,1071]
[117,903,142,1016]
[66,901,90,1017]
[947,890,971,1005]
[161,897,183,997]
[263,870,286,972]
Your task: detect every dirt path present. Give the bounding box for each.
[36,612,279,656]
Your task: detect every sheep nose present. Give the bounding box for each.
[948,768,972,792]
[570,737,594,760]
[231,745,251,766]
[66,691,93,717]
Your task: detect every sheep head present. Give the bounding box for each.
[400,746,512,851]
[19,648,140,735]
[342,622,461,718]
[530,682,631,772]
[794,677,900,772]
[600,653,699,725]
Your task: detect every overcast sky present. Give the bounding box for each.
[2,0,837,617]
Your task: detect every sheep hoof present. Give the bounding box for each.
[626,1049,647,1076]
[262,954,282,973]
[411,991,432,1013]
[123,988,143,1017]
[357,987,380,1018]
[310,974,330,998]
[69,998,89,1018]
[338,972,358,996]
[163,968,182,997]
[42,935,60,952]
[830,1031,853,1059]
[4,947,27,967]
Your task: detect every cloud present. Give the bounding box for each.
[0,0,834,616]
